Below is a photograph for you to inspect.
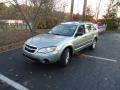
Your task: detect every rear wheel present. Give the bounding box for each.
[59,48,70,66]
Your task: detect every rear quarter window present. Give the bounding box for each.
[86,24,96,32]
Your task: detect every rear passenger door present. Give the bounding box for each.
[85,24,94,44]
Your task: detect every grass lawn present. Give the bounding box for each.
[0,29,49,52]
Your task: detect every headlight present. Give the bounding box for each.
[38,46,56,53]
[25,38,32,44]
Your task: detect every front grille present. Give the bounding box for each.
[26,44,37,49]
[25,44,37,53]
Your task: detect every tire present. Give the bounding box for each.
[59,48,70,66]
[89,39,97,50]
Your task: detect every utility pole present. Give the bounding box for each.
[96,0,101,21]
[82,0,87,21]
[70,0,74,20]
[26,0,28,30]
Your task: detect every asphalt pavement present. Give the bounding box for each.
[0,32,120,90]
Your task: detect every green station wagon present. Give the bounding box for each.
[23,21,98,66]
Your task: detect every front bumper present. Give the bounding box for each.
[23,45,61,63]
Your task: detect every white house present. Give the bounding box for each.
[0,20,24,25]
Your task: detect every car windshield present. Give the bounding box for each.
[48,24,77,36]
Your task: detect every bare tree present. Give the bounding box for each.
[103,0,119,30]
[85,7,95,22]
[104,0,118,19]
[5,0,57,33]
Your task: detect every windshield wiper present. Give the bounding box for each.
[54,34,61,35]
[53,33,70,36]
[47,32,50,34]
[51,33,61,35]
[47,32,70,36]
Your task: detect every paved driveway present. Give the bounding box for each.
[0,32,120,90]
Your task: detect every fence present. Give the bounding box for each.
[0,23,30,31]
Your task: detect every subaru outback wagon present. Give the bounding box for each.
[23,22,98,66]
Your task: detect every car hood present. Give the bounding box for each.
[26,34,69,48]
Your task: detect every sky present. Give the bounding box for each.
[1,0,120,19]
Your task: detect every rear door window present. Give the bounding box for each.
[86,24,92,31]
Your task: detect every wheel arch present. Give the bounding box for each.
[94,37,98,41]
[65,46,74,56]
[61,45,74,57]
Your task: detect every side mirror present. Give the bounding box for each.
[75,32,83,37]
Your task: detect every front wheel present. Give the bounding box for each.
[59,48,70,66]
[89,39,97,50]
